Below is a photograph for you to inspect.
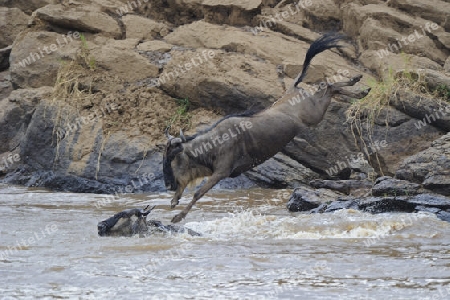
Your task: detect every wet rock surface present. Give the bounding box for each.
[396,133,450,196]
[287,181,450,223]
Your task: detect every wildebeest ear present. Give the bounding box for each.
[141,205,156,216]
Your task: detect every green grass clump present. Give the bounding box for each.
[435,84,450,102]
[166,98,192,131]
[80,34,96,71]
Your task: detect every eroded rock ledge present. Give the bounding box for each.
[287,176,450,223]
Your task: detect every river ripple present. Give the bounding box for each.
[0,185,449,299]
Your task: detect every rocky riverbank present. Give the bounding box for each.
[0,0,449,219]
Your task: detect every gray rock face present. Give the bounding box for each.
[0,45,12,71]
[310,179,373,195]
[245,153,320,188]
[0,7,30,49]
[34,4,122,38]
[372,176,422,196]
[0,87,52,154]
[396,133,450,196]
[358,197,417,214]
[1,97,167,194]
[391,90,450,132]
[286,185,344,212]
[0,0,56,14]
[287,183,450,223]
[9,31,79,89]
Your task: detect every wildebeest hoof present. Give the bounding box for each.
[170,199,179,209]
[350,74,363,83]
[358,88,371,98]
[171,213,185,223]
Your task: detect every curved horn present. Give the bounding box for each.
[180,129,186,142]
[165,127,174,140]
[142,205,156,216]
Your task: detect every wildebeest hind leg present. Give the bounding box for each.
[171,173,226,223]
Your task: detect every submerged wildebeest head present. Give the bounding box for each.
[98,205,201,237]
[163,33,371,223]
[97,205,155,237]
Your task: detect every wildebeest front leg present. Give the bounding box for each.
[171,183,187,208]
[171,173,226,223]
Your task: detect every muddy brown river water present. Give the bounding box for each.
[1,184,449,299]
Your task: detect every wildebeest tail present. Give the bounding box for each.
[294,32,346,87]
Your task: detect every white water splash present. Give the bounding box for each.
[186,209,439,241]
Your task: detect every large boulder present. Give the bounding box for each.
[0,0,56,14]
[134,0,262,26]
[286,185,345,212]
[89,38,160,82]
[34,4,122,38]
[159,48,283,114]
[388,0,450,31]
[396,133,450,196]
[9,31,79,88]
[360,50,442,78]
[287,184,450,223]
[343,3,448,64]
[2,98,166,193]
[372,176,422,196]
[0,7,30,48]
[309,179,373,195]
[301,0,342,31]
[352,106,444,176]
[390,89,450,132]
[244,153,320,188]
[164,21,363,82]
[0,87,52,154]
[122,15,170,40]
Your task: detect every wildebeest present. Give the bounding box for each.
[164,33,371,223]
[97,205,200,237]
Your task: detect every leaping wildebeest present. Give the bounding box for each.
[164,33,371,223]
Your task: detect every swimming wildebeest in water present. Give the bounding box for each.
[164,33,371,223]
[97,205,200,237]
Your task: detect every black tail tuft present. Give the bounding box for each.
[294,32,347,87]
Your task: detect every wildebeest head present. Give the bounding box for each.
[97,205,155,237]
[163,128,187,191]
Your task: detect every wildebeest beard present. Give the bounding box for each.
[163,140,183,191]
